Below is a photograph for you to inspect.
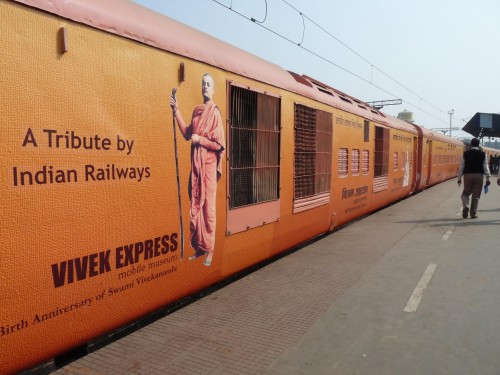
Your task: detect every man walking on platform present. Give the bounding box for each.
[458,138,491,219]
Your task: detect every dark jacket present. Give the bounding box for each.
[463,148,486,174]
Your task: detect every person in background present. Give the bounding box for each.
[457,138,491,219]
[497,155,500,185]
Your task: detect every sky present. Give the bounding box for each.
[133,0,500,140]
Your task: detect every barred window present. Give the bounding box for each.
[338,148,348,177]
[362,149,370,175]
[393,152,399,170]
[229,85,280,209]
[293,104,332,212]
[364,120,369,142]
[351,149,360,175]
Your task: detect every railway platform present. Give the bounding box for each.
[49,178,500,375]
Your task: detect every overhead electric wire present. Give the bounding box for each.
[280,0,444,115]
[211,0,451,126]
[250,0,268,23]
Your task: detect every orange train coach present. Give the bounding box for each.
[1,0,465,373]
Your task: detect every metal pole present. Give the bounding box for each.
[448,109,454,137]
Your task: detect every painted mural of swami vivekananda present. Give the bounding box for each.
[170,73,225,266]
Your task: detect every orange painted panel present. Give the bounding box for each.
[0,4,227,373]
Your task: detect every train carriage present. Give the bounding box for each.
[425,130,463,187]
[481,145,498,165]
[1,1,465,373]
[412,125,464,190]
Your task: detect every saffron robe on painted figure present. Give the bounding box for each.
[185,100,225,253]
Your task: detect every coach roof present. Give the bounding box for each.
[14,0,416,133]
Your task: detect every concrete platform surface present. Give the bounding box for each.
[52,179,500,375]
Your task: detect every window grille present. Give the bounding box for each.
[338,148,348,177]
[351,149,360,175]
[364,120,369,142]
[293,104,332,212]
[229,86,280,209]
[393,152,399,170]
[362,149,369,175]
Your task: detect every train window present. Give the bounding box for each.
[374,126,389,192]
[351,149,360,175]
[409,150,413,169]
[362,150,370,175]
[338,148,348,177]
[393,152,399,170]
[226,84,281,235]
[363,120,369,142]
[229,85,280,208]
[293,104,333,212]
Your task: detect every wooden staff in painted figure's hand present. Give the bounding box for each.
[169,87,185,260]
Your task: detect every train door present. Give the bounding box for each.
[373,126,390,193]
[426,140,433,186]
[411,136,418,191]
